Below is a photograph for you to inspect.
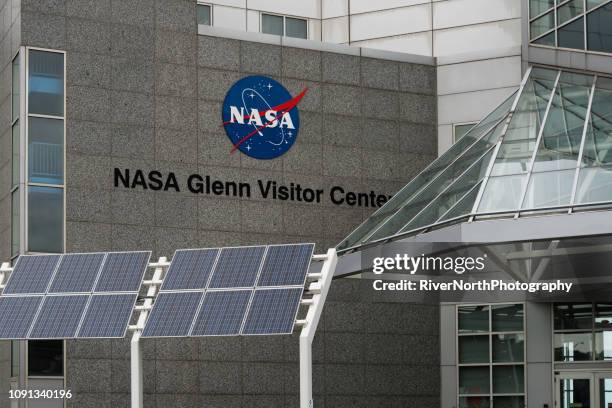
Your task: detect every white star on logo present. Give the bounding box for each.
[248,92,255,99]
[246,144,252,151]
[287,131,293,137]
[267,83,273,90]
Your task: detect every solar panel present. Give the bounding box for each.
[256,244,315,287]
[29,295,89,339]
[241,288,303,335]
[94,251,151,293]
[141,292,203,337]
[3,255,61,294]
[0,296,43,339]
[77,294,138,338]
[208,246,266,288]
[48,253,106,293]
[191,290,251,336]
[162,249,219,290]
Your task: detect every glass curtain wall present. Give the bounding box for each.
[554,303,612,361]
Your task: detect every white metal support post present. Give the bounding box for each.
[130,257,168,408]
[299,248,338,408]
[0,262,11,290]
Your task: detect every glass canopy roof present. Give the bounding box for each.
[338,67,612,252]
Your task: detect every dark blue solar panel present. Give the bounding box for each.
[77,294,138,338]
[208,246,266,288]
[191,290,251,336]
[256,244,314,287]
[242,288,303,335]
[0,296,43,339]
[94,251,151,292]
[29,295,89,339]
[162,249,219,290]
[141,292,203,337]
[48,253,106,293]
[3,255,61,294]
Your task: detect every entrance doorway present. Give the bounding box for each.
[556,371,612,408]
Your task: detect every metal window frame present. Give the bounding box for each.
[260,11,308,39]
[196,1,213,26]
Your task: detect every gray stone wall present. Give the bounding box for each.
[10,0,439,406]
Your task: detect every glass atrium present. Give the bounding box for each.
[338,67,612,252]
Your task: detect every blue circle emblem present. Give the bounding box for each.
[222,76,304,160]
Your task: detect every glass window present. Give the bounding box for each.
[530,11,555,39]
[28,340,63,376]
[459,396,490,408]
[582,87,612,167]
[531,0,555,16]
[478,174,528,213]
[554,331,593,361]
[492,304,524,332]
[599,378,612,408]
[12,121,19,188]
[28,50,64,117]
[558,0,584,25]
[454,123,477,143]
[28,186,63,253]
[28,117,64,184]
[11,191,19,257]
[493,333,525,363]
[12,55,19,121]
[587,2,612,53]
[459,366,490,395]
[558,17,585,49]
[285,17,307,39]
[459,305,489,333]
[575,166,612,204]
[493,396,524,408]
[493,365,524,394]
[459,335,489,364]
[491,140,536,176]
[534,31,556,46]
[197,3,211,26]
[262,14,283,36]
[521,169,574,209]
[554,303,593,330]
[595,304,612,329]
[588,0,608,10]
[595,331,612,360]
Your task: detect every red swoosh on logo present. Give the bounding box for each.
[222,88,308,153]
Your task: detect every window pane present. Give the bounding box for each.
[12,56,19,121]
[28,117,64,184]
[595,304,612,329]
[493,333,525,363]
[554,303,593,330]
[459,366,490,395]
[561,378,591,408]
[459,335,490,364]
[11,190,19,257]
[493,396,525,408]
[197,4,211,26]
[600,378,612,408]
[575,166,612,204]
[558,17,585,50]
[492,304,524,332]
[587,0,607,9]
[491,140,536,176]
[28,50,64,116]
[587,2,612,53]
[554,332,593,361]
[28,186,63,253]
[262,14,283,36]
[459,396,490,408]
[533,31,556,46]
[285,17,307,39]
[478,174,528,213]
[595,331,612,360]
[521,169,574,209]
[493,365,524,393]
[12,121,19,188]
[459,305,489,333]
[531,0,554,16]
[28,340,63,376]
[455,123,476,142]
[530,11,554,39]
[582,86,612,166]
[558,0,584,25]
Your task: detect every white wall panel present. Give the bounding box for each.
[208,0,246,8]
[322,16,349,44]
[322,0,348,19]
[351,0,429,14]
[437,56,522,95]
[438,124,453,155]
[309,19,321,41]
[350,5,432,42]
[433,0,521,30]
[248,0,320,19]
[213,5,246,30]
[438,86,516,126]
[434,19,521,56]
[351,32,433,56]
[246,9,259,32]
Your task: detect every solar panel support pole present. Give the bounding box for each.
[300,248,337,408]
[131,257,167,408]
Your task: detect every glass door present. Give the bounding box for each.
[556,372,594,408]
[596,373,612,408]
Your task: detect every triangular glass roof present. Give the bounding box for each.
[338,67,612,252]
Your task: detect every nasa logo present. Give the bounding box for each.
[222,76,307,160]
